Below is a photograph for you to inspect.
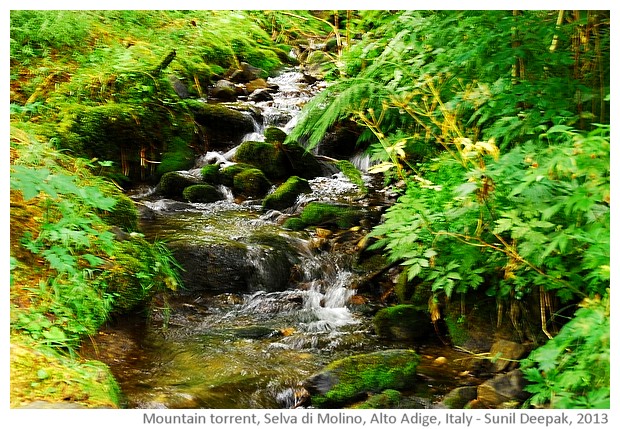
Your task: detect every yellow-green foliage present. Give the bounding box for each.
[10,334,121,408]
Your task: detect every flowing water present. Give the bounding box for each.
[84,70,478,409]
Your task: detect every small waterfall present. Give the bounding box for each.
[241,112,265,142]
[217,184,234,201]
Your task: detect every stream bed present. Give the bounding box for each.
[81,69,482,409]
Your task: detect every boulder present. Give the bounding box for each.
[304,349,420,408]
[246,78,267,93]
[299,202,365,229]
[200,164,221,184]
[477,369,530,408]
[185,100,255,148]
[182,184,222,203]
[157,171,199,198]
[169,75,189,99]
[439,386,478,409]
[229,62,265,83]
[282,142,325,179]
[248,88,274,102]
[210,79,239,101]
[233,140,290,180]
[488,340,528,373]
[373,305,434,341]
[264,126,287,144]
[233,168,271,198]
[219,163,255,187]
[262,176,312,211]
[352,389,402,409]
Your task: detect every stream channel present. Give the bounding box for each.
[84,70,478,409]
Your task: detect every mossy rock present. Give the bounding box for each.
[282,217,306,231]
[264,126,287,144]
[200,164,221,184]
[156,136,195,176]
[283,141,324,179]
[158,171,199,198]
[299,202,364,229]
[182,184,221,203]
[101,193,139,232]
[218,163,254,187]
[233,168,271,197]
[262,176,311,211]
[185,100,255,147]
[233,140,290,180]
[304,349,420,408]
[352,389,402,409]
[373,305,433,341]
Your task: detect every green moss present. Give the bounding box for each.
[200,164,221,184]
[373,305,433,341]
[101,193,139,232]
[282,142,324,179]
[352,389,402,409]
[299,202,364,229]
[233,140,289,180]
[262,176,311,211]
[394,270,414,304]
[264,126,287,144]
[219,163,255,187]
[282,217,306,231]
[185,100,255,134]
[158,171,197,198]
[444,314,469,347]
[156,136,194,176]
[10,335,121,408]
[309,350,419,408]
[233,168,271,197]
[182,184,221,203]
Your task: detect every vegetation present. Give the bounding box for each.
[291,10,610,408]
[10,10,610,409]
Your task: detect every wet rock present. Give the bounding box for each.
[225,326,281,339]
[157,171,200,198]
[233,168,271,198]
[169,75,189,99]
[186,100,255,148]
[210,79,239,101]
[282,142,325,179]
[299,202,366,229]
[229,62,265,83]
[373,305,434,341]
[246,78,267,93]
[264,126,287,144]
[352,389,402,409]
[439,386,478,409]
[182,184,222,203]
[477,369,530,408]
[488,340,528,373]
[248,88,274,102]
[233,140,290,180]
[263,176,312,211]
[304,349,420,408]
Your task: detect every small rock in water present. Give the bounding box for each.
[433,356,448,366]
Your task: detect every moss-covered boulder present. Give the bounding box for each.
[299,202,364,229]
[156,136,195,176]
[373,305,434,341]
[352,389,402,409]
[282,141,324,179]
[233,168,271,197]
[200,164,221,184]
[264,126,287,144]
[304,349,420,408]
[233,140,290,180]
[219,163,254,187]
[185,100,255,147]
[282,217,307,231]
[182,184,221,203]
[262,176,312,211]
[157,171,199,198]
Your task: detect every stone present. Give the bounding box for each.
[210,79,239,101]
[262,176,312,211]
[373,305,434,341]
[229,62,265,83]
[439,386,478,409]
[488,340,527,372]
[304,349,420,408]
[248,88,274,102]
[299,202,365,229]
[282,142,325,179]
[157,171,199,198]
[182,184,222,203]
[233,168,271,198]
[185,100,255,148]
[477,369,530,408]
[246,78,267,93]
[169,75,189,99]
[233,140,290,180]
